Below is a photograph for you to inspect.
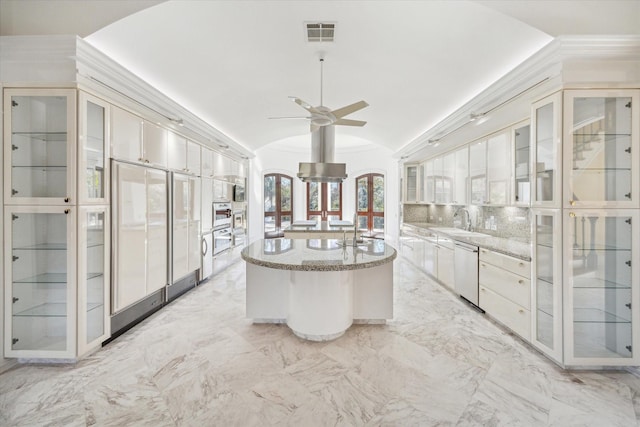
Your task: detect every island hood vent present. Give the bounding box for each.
[297,126,347,183]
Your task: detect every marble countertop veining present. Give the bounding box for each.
[241,238,397,271]
[403,222,532,261]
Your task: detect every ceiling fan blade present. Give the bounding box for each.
[290,97,320,113]
[331,100,369,119]
[310,123,321,133]
[268,116,311,120]
[334,118,367,127]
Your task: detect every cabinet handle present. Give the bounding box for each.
[569,200,576,206]
[625,303,632,309]
[12,297,19,303]
[11,189,18,196]
[12,255,19,262]
[12,338,18,345]
[64,209,70,214]
[64,197,70,203]
[626,260,631,267]
[626,218,632,225]
[624,147,631,154]
[624,193,631,199]
[569,212,576,218]
[11,144,18,151]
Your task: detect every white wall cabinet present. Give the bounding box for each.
[78,92,110,205]
[4,88,77,206]
[453,147,468,205]
[201,147,214,178]
[187,140,201,177]
[486,131,511,205]
[168,132,201,177]
[424,160,435,203]
[532,92,563,208]
[469,140,487,205]
[110,106,143,164]
[404,164,419,203]
[513,121,531,205]
[142,121,168,168]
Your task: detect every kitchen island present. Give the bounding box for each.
[283,220,361,240]
[241,238,396,341]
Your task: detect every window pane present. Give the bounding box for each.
[373,216,384,231]
[357,178,368,212]
[281,177,291,211]
[309,215,321,222]
[264,216,276,233]
[373,176,384,212]
[358,215,368,230]
[264,175,276,212]
[308,182,319,211]
[281,215,292,229]
[328,183,341,211]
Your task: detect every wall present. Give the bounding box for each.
[248,137,400,246]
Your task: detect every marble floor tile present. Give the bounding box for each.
[1,250,639,426]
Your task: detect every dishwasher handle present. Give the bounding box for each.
[454,242,479,253]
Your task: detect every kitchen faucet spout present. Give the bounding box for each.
[453,207,472,231]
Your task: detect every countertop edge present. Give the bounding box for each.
[403,222,532,262]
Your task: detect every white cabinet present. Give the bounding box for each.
[4,206,77,358]
[404,164,419,203]
[4,88,77,206]
[513,121,531,205]
[424,160,435,203]
[172,173,201,282]
[436,153,455,204]
[479,248,531,340]
[435,237,454,289]
[487,131,511,205]
[469,140,487,205]
[201,147,214,178]
[563,210,639,365]
[563,90,639,209]
[532,92,562,208]
[142,121,167,168]
[453,147,468,205]
[112,162,168,313]
[111,106,142,163]
[78,92,110,205]
[168,132,201,176]
[201,177,213,232]
[110,108,167,168]
[77,206,110,355]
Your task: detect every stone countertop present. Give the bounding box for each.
[403,222,532,261]
[241,238,397,271]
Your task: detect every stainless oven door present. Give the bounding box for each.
[213,227,232,255]
[213,203,232,228]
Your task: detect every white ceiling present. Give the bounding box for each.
[2,0,639,155]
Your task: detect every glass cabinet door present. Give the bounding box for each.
[564,90,639,208]
[487,131,511,205]
[453,147,468,205]
[532,92,562,207]
[77,206,110,356]
[3,89,76,205]
[564,210,639,365]
[79,92,109,204]
[532,209,563,363]
[469,139,487,205]
[513,122,531,205]
[425,160,435,204]
[404,165,418,203]
[5,206,76,358]
[441,152,455,204]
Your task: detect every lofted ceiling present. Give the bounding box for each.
[2,0,639,155]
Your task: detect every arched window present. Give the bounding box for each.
[356,173,384,238]
[307,182,342,222]
[264,173,293,238]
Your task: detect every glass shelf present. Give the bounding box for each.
[573,308,631,324]
[14,303,67,317]
[13,243,67,250]
[12,131,67,141]
[11,165,67,169]
[571,245,631,251]
[573,276,631,289]
[574,308,631,324]
[14,272,101,284]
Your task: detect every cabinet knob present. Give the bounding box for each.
[569,200,576,206]
[481,263,486,267]
[518,279,524,284]
[518,309,524,314]
[519,262,524,267]
[145,159,150,164]
[64,209,70,214]
[569,212,576,218]
[64,197,70,203]
[138,157,144,162]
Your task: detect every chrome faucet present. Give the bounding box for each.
[453,207,472,231]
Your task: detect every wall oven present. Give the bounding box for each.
[213,202,232,229]
[213,227,233,255]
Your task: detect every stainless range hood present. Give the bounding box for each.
[297,126,347,182]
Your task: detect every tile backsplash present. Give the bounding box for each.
[403,204,531,241]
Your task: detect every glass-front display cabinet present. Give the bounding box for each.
[564,90,639,209]
[486,130,511,205]
[78,92,109,204]
[563,210,639,365]
[3,89,77,206]
[424,159,435,204]
[513,121,531,205]
[469,139,487,205]
[453,146,468,205]
[404,164,418,203]
[532,92,562,208]
[4,206,77,358]
[77,207,110,355]
[532,209,563,363]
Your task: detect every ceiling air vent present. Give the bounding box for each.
[306,23,335,42]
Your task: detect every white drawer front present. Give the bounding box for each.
[479,286,531,341]
[479,262,531,309]
[479,248,531,278]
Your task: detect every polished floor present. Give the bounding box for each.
[2,248,640,426]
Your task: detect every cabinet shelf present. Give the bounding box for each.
[572,276,631,289]
[14,302,67,317]
[12,131,67,141]
[574,308,631,324]
[14,272,102,284]
[571,245,631,252]
[571,167,632,172]
[13,243,67,251]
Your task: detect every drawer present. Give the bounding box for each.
[479,248,530,278]
[479,285,531,341]
[479,262,531,309]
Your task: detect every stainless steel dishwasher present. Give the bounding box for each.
[454,241,479,306]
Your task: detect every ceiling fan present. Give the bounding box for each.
[269,57,369,132]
